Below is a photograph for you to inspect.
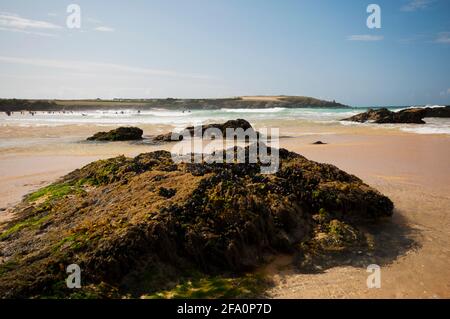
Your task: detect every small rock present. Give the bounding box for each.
[87,127,143,141]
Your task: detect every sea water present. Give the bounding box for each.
[1,106,449,135]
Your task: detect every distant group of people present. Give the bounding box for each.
[3,110,74,116]
[3,110,146,117]
[4,111,37,116]
[2,109,190,117]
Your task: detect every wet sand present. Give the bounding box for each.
[0,123,449,298]
[268,133,450,298]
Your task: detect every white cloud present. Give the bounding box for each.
[0,26,57,37]
[401,0,434,12]
[0,12,61,37]
[0,12,61,30]
[435,32,450,44]
[0,55,212,80]
[347,35,384,42]
[95,26,115,32]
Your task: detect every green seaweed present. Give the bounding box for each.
[27,182,86,203]
[0,214,51,240]
[53,233,89,252]
[145,273,268,299]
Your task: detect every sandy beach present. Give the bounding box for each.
[270,131,450,298]
[0,119,449,298]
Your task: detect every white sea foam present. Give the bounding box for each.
[399,104,447,110]
[1,107,449,135]
[221,107,286,113]
[400,126,450,135]
[339,117,450,135]
[399,118,450,135]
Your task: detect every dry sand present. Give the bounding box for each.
[0,123,449,298]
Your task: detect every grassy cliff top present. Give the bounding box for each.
[0,96,348,112]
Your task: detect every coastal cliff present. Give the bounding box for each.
[0,96,347,112]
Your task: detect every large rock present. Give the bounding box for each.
[424,106,450,118]
[343,108,425,124]
[343,106,450,124]
[0,148,393,298]
[87,127,143,141]
[154,119,258,142]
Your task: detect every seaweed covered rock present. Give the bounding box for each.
[423,106,450,118]
[343,108,426,124]
[0,148,393,298]
[154,119,257,142]
[343,106,450,124]
[87,127,143,141]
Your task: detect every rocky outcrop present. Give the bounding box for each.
[87,127,143,141]
[343,108,426,124]
[0,147,393,298]
[424,106,450,118]
[343,106,450,124]
[154,119,258,142]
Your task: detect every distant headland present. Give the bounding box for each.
[0,96,347,112]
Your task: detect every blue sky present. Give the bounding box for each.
[0,0,449,106]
